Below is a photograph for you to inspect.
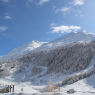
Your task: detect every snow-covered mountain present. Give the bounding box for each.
[0,31,95,95]
[0,30,95,61]
[0,40,47,61]
[0,40,95,95]
[38,30,95,50]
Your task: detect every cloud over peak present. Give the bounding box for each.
[50,24,81,33]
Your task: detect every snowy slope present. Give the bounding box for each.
[0,40,47,61]
[0,53,95,95]
[1,31,95,95]
[0,31,95,61]
[37,31,95,50]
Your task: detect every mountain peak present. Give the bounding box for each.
[78,30,95,35]
[79,30,86,33]
[0,31,95,61]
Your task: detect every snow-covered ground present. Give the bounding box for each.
[1,74,95,95]
[0,31,95,95]
[0,54,95,95]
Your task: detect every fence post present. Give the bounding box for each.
[10,85,12,92]
[8,85,9,92]
[13,85,14,92]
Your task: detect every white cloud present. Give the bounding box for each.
[2,0,9,3]
[0,26,8,32]
[39,0,50,5]
[55,7,71,15]
[5,16,12,19]
[73,0,84,6]
[50,24,81,33]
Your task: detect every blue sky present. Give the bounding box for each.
[0,0,95,56]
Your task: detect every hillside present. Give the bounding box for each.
[37,31,95,51]
[0,31,95,61]
[0,31,95,95]
[0,41,95,94]
[0,40,47,61]
[17,40,95,75]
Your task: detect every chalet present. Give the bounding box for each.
[11,66,14,68]
[67,89,75,94]
[0,85,14,93]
